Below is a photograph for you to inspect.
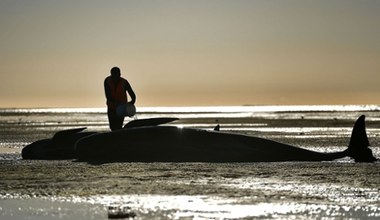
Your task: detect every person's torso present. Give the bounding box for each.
[106,77,128,108]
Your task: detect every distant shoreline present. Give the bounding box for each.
[0,105,379,114]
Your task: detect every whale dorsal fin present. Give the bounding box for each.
[214,124,220,131]
[52,127,87,141]
[124,117,179,129]
[348,115,369,148]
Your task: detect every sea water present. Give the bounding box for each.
[0,105,380,219]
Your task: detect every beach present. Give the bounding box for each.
[1,106,380,219]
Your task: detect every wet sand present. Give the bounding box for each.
[1,153,380,219]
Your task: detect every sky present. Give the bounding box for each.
[0,0,379,108]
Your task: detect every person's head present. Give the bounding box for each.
[110,67,121,80]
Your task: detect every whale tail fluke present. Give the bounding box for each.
[346,115,377,162]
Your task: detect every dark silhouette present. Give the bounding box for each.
[104,67,136,131]
[21,116,377,162]
[21,128,97,160]
[22,116,377,162]
[22,117,178,160]
[76,115,376,162]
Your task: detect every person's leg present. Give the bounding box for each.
[116,115,125,130]
[107,109,124,131]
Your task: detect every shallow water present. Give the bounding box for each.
[1,106,380,219]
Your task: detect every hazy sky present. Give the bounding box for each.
[1,0,379,107]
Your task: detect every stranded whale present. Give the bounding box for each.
[22,115,377,162]
[21,118,178,160]
[75,115,376,162]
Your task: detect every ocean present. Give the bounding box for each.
[0,105,380,219]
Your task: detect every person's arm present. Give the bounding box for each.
[125,81,136,105]
[104,78,114,102]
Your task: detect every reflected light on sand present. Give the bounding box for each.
[51,194,380,219]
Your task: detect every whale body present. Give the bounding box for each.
[75,115,377,162]
[22,115,377,162]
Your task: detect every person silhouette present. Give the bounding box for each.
[104,67,136,131]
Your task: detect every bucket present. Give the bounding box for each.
[116,103,136,117]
